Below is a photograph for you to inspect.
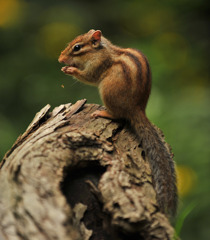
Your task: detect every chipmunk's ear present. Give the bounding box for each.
[91,30,102,48]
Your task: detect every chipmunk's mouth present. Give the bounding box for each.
[62,63,77,69]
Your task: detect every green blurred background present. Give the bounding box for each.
[0,0,209,239]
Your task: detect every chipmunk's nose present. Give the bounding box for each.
[58,55,68,64]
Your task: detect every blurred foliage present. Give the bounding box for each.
[0,0,209,239]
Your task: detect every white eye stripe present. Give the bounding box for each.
[71,44,94,56]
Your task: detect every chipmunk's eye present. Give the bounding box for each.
[73,44,81,52]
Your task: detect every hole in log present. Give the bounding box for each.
[61,163,105,207]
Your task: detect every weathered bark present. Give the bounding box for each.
[0,100,175,240]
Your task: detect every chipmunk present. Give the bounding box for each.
[58,29,177,216]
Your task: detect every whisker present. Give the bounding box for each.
[70,80,79,87]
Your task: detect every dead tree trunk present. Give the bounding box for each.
[0,100,175,240]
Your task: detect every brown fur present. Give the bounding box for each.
[58,30,177,216]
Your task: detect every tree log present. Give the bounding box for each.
[0,100,175,240]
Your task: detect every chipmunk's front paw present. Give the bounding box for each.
[61,66,78,75]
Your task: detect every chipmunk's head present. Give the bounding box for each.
[58,29,103,74]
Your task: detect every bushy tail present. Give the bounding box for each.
[130,112,178,216]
